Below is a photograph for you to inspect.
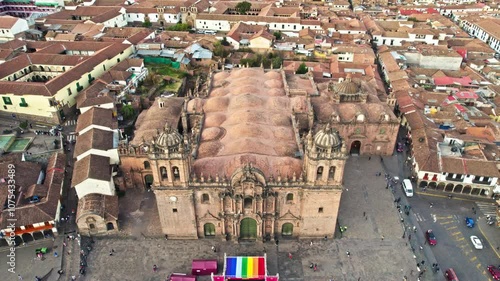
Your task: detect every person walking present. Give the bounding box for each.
[288,252,292,259]
[153,264,158,273]
[17,275,22,280]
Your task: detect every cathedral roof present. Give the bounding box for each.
[314,124,342,149]
[193,68,302,178]
[333,75,361,95]
[155,123,182,148]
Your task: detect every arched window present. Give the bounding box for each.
[202,193,209,203]
[244,197,253,209]
[143,161,150,169]
[329,166,336,180]
[204,223,215,237]
[172,166,180,180]
[160,166,168,180]
[286,193,294,203]
[316,166,323,180]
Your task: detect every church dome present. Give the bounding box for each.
[333,75,360,95]
[156,123,182,148]
[314,124,341,150]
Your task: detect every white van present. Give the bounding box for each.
[402,179,414,197]
[204,30,216,35]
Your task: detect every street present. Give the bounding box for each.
[392,126,500,281]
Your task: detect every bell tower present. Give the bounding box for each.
[303,123,348,185]
[149,122,191,188]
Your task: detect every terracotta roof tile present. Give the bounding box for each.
[72,154,111,187]
[76,107,117,133]
[74,128,114,157]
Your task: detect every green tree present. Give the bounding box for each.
[121,105,135,120]
[142,18,152,28]
[213,41,229,58]
[296,62,308,74]
[167,23,190,31]
[236,1,252,14]
[271,56,283,69]
[221,37,230,46]
[273,31,282,40]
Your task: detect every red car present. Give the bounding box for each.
[426,229,437,245]
[488,265,500,280]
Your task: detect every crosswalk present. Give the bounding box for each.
[65,119,76,126]
[475,202,497,217]
[66,134,77,142]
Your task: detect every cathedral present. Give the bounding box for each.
[118,67,398,240]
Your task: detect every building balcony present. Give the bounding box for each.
[472,179,491,185]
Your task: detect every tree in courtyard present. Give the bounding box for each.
[121,105,135,120]
[296,62,308,74]
[236,1,252,14]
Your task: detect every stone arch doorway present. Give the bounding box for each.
[204,223,216,237]
[239,218,257,240]
[350,140,361,155]
[22,233,33,242]
[281,223,293,237]
[144,174,154,189]
[106,222,115,231]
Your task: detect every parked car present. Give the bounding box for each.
[445,268,459,281]
[426,229,437,245]
[488,265,500,280]
[470,236,483,249]
[465,217,475,228]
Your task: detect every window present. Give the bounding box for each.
[19,98,28,107]
[160,166,168,180]
[143,161,150,169]
[316,166,323,180]
[67,88,72,96]
[202,193,210,203]
[2,97,12,105]
[76,82,83,92]
[318,207,323,213]
[103,65,106,71]
[286,193,294,203]
[172,208,178,213]
[172,166,180,180]
[244,198,253,209]
[329,166,336,180]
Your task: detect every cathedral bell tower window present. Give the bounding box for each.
[160,166,168,180]
[316,166,323,180]
[172,166,180,180]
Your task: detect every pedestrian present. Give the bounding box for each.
[429,203,433,208]
[288,252,292,259]
[153,264,158,272]
[63,241,66,247]
[421,260,425,265]
[313,264,317,271]
[54,251,58,258]
[109,250,113,256]
[368,156,371,160]
[111,248,115,253]
[211,246,217,253]
[57,269,63,275]
[71,276,76,281]
[310,241,313,246]
[363,211,366,217]
[408,234,412,240]
[18,275,22,280]
[381,235,384,241]
[346,251,350,257]
[410,269,414,276]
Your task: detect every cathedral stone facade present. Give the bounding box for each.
[118,67,397,240]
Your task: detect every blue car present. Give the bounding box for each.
[465,217,475,228]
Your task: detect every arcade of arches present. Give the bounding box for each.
[419,181,489,197]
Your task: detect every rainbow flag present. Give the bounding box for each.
[225,256,266,279]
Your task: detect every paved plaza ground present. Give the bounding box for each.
[0,154,421,281]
